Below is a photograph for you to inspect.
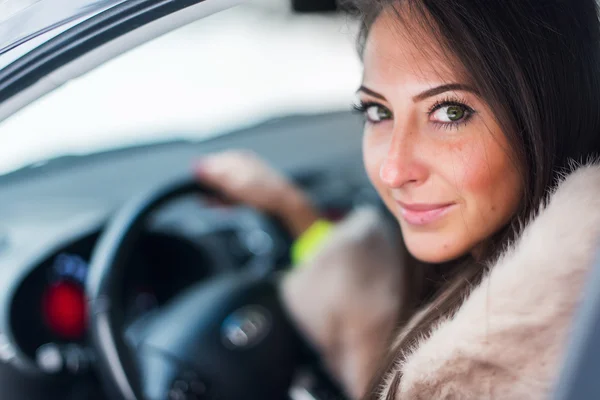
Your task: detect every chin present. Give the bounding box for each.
[401,230,471,264]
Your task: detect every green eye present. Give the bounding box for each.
[446,105,465,121]
[430,103,473,125]
[366,105,392,122]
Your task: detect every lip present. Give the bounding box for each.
[396,201,456,226]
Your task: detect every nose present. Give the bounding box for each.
[379,126,428,188]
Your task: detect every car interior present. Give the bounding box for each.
[0,1,378,398]
[1,0,599,399]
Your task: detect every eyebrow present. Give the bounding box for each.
[357,83,478,102]
[356,86,386,100]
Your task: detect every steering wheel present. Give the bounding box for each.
[85,178,313,400]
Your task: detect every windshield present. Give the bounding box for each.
[0,0,125,53]
[0,1,361,175]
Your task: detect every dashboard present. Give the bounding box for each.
[0,111,369,399]
[9,201,296,376]
[11,232,97,374]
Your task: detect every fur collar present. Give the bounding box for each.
[382,163,600,399]
[282,164,600,400]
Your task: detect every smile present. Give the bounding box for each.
[396,202,457,226]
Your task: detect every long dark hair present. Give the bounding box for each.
[347,0,600,398]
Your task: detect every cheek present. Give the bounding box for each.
[445,129,522,224]
[362,129,388,189]
[451,140,496,195]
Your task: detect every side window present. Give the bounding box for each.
[0,2,361,175]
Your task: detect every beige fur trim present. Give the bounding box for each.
[386,164,600,399]
[281,207,406,399]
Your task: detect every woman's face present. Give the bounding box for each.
[360,11,523,263]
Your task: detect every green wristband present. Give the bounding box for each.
[291,219,334,266]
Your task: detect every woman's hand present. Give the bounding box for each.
[194,150,319,238]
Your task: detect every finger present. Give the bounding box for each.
[191,164,238,206]
[193,158,230,183]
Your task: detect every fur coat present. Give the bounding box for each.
[281,163,600,400]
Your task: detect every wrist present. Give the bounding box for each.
[277,191,319,238]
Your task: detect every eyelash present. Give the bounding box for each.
[428,96,476,130]
[352,101,382,117]
[352,96,476,130]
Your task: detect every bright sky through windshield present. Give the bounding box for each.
[0,2,362,175]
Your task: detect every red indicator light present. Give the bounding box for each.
[42,281,87,340]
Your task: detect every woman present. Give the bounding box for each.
[196,0,600,398]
